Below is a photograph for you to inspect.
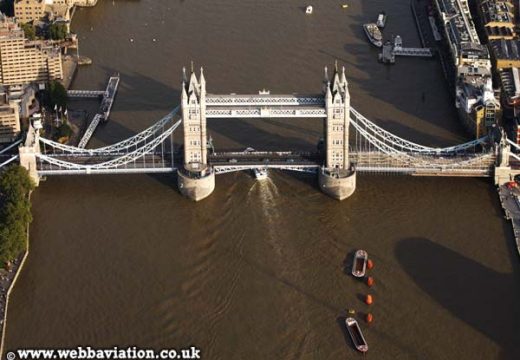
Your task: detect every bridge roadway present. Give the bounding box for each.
[36,153,175,175]
[33,150,496,177]
[32,149,498,177]
[211,151,497,176]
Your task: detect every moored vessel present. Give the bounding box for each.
[352,249,368,277]
[345,317,368,353]
[376,11,387,28]
[363,23,383,48]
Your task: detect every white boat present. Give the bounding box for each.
[352,249,368,278]
[345,317,368,353]
[305,5,313,14]
[376,11,387,28]
[363,23,383,48]
[253,168,268,180]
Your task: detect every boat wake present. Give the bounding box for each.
[247,177,283,257]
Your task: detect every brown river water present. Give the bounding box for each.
[4,0,520,359]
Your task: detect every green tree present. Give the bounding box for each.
[0,165,35,265]
[21,23,36,41]
[48,23,68,40]
[47,80,68,109]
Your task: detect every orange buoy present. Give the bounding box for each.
[367,259,374,270]
[366,276,374,287]
[366,313,374,323]
[365,294,373,305]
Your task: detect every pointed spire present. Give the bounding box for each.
[190,60,194,73]
[181,83,188,101]
[182,67,187,83]
[341,66,347,85]
[334,60,338,73]
[324,66,329,82]
[200,66,205,83]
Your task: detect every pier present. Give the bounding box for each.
[99,75,120,121]
[393,47,433,57]
[69,74,120,148]
[380,37,434,64]
[67,90,105,98]
[78,114,103,149]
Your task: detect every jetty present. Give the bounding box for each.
[379,35,433,64]
[393,47,433,57]
[73,74,120,148]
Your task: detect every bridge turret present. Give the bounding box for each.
[178,65,214,201]
[494,127,515,185]
[319,64,356,200]
[324,65,350,170]
[182,66,208,168]
[18,121,41,186]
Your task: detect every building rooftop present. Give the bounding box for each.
[480,0,514,25]
[490,39,520,60]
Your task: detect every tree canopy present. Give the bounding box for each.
[21,23,36,41]
[46,80,68,109]
[48,23,68,40]
[0,165,35,265]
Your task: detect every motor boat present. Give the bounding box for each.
[345,317,368,353]
[363,23,383,48]
[352,249,368,278]
[253,168,268,181]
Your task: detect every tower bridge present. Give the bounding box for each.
[0,65,518,201]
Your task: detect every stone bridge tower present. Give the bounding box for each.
[318,64,357,200]
[19,122,41,186]
[177,66,215,201]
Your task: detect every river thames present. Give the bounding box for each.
[5,0,520,358]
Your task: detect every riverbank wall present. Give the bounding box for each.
[497,185,520,258]
[0,192,32,357]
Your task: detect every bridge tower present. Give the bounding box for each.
[494,128,513,184]
[177,66,215,201]
[18,122,41,186]
[318,64,356,200]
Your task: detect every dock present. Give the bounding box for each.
[393,47,433,57]
[70,74,120,148]
[379,36,433,64]
[78,114,103,148]
[99,75,120,121]
[67,90,105,98]
[497,185,520,257]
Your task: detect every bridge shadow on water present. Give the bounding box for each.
[208,118,317,152]
[395,237,520,359]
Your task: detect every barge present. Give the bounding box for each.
[345,317,368,353]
